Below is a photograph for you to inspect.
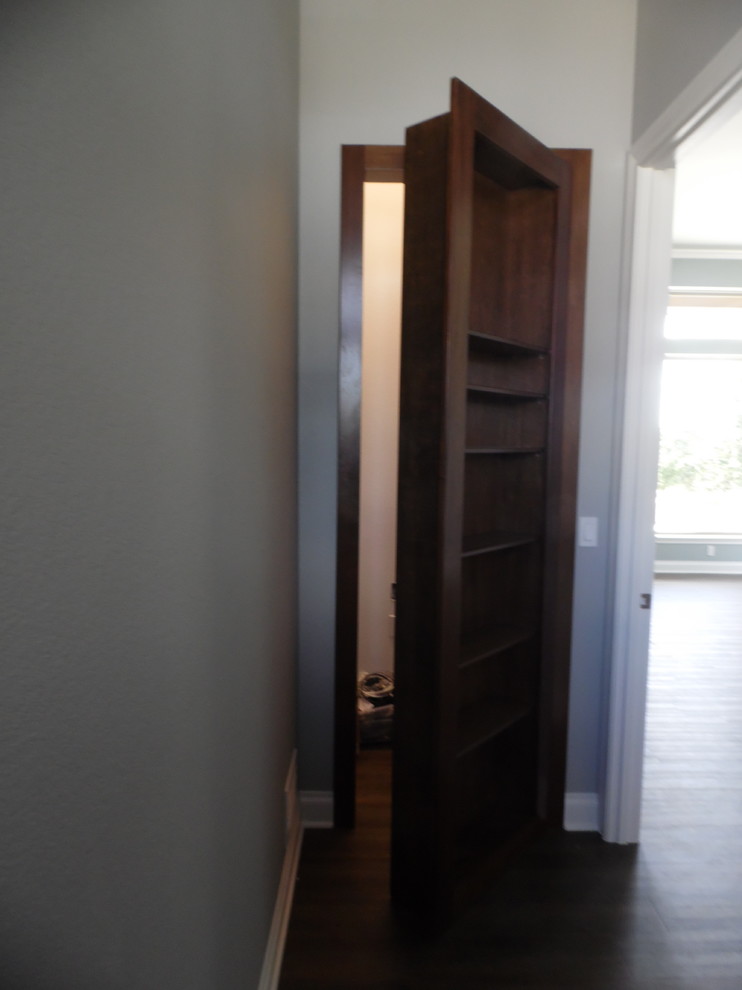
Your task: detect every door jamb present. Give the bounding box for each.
[604,25,742,843]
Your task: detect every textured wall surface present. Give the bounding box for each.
[0,1,297,987]
[297,0,638,796]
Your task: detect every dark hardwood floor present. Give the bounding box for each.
[638,575,742,986]
[280,576,742,989]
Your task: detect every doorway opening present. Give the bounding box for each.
[355,180,404,756]
[643,111,742,846]
[334,145,404,828]
[334,139,590,837]
[333,83,590,925]
[604,34,742,843]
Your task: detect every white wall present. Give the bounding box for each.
[0,2,297,987]
[298,0,638,795]
[633,0,742,140]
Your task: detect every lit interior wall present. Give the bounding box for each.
[357,182,405,676]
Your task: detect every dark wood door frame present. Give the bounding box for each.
[335,145,405,828]
[334,142,590,835]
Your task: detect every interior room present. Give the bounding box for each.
[4,2,742,988]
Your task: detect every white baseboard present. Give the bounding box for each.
[299,790,334,829]
[563,792,601,832]
[258,752,304,990]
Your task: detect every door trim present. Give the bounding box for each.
[605,26,742,843]
[334,145,404,828]
[334,142,591,835]
[603,164,674,844]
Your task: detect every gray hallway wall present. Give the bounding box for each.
[0,2,298,987]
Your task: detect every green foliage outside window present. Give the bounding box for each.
[658,413,742,492]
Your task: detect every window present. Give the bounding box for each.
[655,294,742,536]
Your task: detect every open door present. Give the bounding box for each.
[391,79,590,924]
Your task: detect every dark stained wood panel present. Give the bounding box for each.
[460,623,536,667]
[333,83,591,929]
[334,145,365,830]
[462,456,545,540]
[392,80,590,924]
[469,173,558,348]
[467,343,549,394]
[391,111,454,918]
[465,396,547,449]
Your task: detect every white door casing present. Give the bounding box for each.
[603,164,674,844]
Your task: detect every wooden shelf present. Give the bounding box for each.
[468,330,548,357]
[391,80,589,924]
[461,531,538,557]
[457,700,532,758]
[460,624,536,668]
[467,384,546,401]
[465,445,544,456]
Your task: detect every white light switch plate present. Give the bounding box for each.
[578,516,598,547]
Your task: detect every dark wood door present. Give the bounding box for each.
[391,79,590,925]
